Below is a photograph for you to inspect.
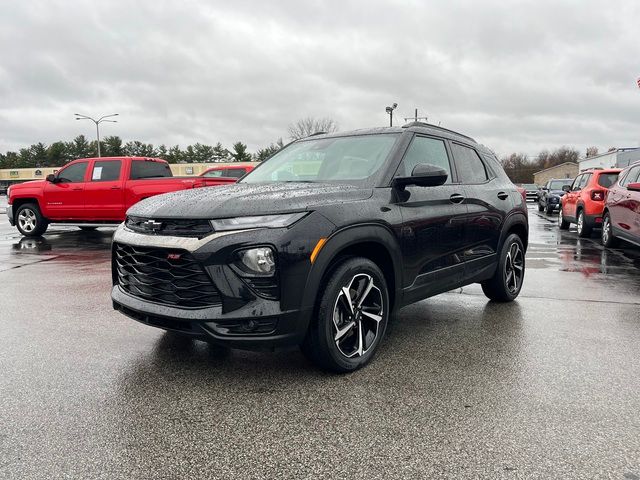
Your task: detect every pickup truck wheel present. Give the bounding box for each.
[302,257,389,373]
[15,203,48,237]
[601,212,618,248]
[79,226,98,231]
[481,233,525,302]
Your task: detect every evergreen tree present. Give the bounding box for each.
[231,142,251,162]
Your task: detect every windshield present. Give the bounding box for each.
[549,180,570,190]
[240,134,399,185]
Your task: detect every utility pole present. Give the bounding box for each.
[74,113,119,157]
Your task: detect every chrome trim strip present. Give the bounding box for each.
[112,223,257,252]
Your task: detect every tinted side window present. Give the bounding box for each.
[396,136,452,182]
[597,173,619,188]
[130,161,172,179]
[571,175,583,191]
[579,174,591,189]
[451,143,488,184]
[225,168,246,178]
[91,161,121,182]
[58,162,88,183]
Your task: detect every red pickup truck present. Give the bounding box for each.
[6,156,236,237]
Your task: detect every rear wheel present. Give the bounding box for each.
[302,257,389,373]
[559,207,570,230]
[481,233,525,302]
[15,203,48,237]
[577,210,592,238]
[601,212,619,248]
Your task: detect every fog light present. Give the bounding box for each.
[238,247,275,275]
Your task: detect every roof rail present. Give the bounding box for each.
[401,121,476,143]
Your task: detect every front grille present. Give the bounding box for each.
[115,243,222,309]
[126,216,213,238]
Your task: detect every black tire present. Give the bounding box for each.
[538,202,544,212]
[576,210,592,238]
[481,233,525,302]
[601,212,619,248]
[301,257,389,373]
[559,207,570,230]
[15,203,48,237]
[79,226,98,231]
[545,206,554,214]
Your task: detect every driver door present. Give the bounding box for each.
[395,135,468,303]
[43,161,89,219]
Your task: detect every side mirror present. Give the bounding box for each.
[628,182,640,192]
[393,163,448,189]
[46,174,57,183]
[562,185,571,192]
[542,186,548,191]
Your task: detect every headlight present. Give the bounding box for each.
[237,247,276,275]
[210,212,307,231]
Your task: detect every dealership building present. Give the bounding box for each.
[577,147,640,171]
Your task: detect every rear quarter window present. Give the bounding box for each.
[597,173,619,188]
[130,161,172,179]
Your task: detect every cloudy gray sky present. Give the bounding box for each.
[1,0,639,158]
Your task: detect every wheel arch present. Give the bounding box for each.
[301,224,403,314]
[499,212,529,252]
[11,197,43,221]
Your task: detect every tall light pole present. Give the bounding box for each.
[74,113,119,157]
[385,103,397,127]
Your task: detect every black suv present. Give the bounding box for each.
[111,123,528,372]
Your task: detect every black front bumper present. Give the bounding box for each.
[112,285,311,350]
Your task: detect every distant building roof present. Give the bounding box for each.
[532,162,578,176]
[578,147,639,164]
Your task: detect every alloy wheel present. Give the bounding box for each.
[577,212,584,234]
[18,208,37,232]
[602,215,610,244]
[332,273,384,358]
[504,242,524,295]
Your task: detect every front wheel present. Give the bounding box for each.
[302,257,389,373]
[481,233,525,302]
[601,212,619,248]
[15,203,49,237]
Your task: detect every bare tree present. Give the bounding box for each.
[585,146,599,158]
[287,117,338,140]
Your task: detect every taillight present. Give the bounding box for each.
[591,190,605,201]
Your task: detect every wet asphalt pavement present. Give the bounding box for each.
[1,196,639,479]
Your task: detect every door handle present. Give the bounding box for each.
[449,193,465,204]
[72,187,82,191]
[110,186,121,190]
[497,191,509,200]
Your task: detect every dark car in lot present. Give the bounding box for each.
[538,178,573,214]
[111,123,529,372]
[601,162,640,248]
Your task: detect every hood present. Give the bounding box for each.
[128,182,373,219]
[548,190,566,196]
[11,180,46,189]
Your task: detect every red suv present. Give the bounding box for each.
[559,168,621,237]
[601,162,640,248]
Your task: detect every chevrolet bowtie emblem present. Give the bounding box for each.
[143,219,163,231]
